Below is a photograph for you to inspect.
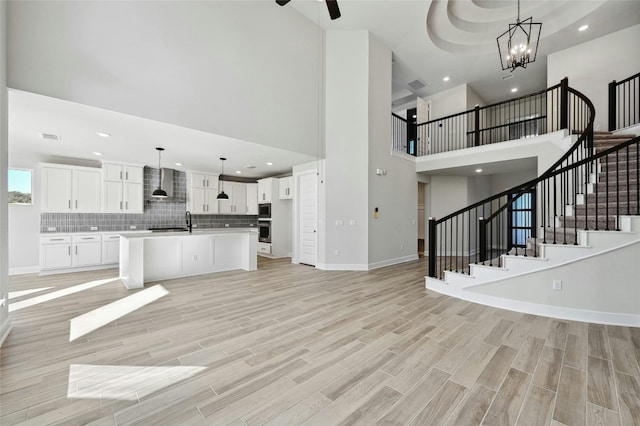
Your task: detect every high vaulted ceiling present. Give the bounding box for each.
[7,1,640,177]
[289,0,640,106]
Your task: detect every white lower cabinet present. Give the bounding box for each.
[102,234,121,264]
[40,235,72,269]
[41,233,124,274]
[73,235,102,267]
[257,242,272,255]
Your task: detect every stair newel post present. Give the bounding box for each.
[428,218,437,278]
[474,105,480,147]
[479,217,487,264]
[608,80,617,132]
[560,77,569,131]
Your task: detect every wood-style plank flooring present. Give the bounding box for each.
[1,257,639,425]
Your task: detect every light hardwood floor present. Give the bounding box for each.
[1,257,639,425]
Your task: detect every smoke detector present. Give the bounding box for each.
[40,133,61,141]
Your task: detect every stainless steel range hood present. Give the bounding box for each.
[147,167,185,202]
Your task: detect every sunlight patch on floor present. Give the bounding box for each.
[69,284,169,341]
[9,286,54,299]
[67,364,206,401]
[9,278,119,312]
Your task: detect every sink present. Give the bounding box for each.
[148,227,189,233]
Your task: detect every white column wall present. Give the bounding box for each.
[322,31,370,269]
[1,0,11,345]
[367,34,418,267]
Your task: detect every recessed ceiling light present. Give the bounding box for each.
[266,162,273,166]
[175,162,182,166]
[96,132,111,138]
[443,76,450,82]
[511,88,518,93]
[92,151,103,156]
[235,170,242,174]
[475,168,483,173]
[579,24,589,32]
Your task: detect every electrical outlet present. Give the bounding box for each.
[129,225,137,230]
[349,219,356,226]
[335,249,340,256]
[225,224,230,227]
[400,244,404,251]
[90,226,98,231]
[47,227,56,232]
[193,224,198,228]
[553,280,562,291]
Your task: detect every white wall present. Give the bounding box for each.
[323,31,370,269]
[7,1,322,157]
[466,86,485,109]
[424,84,468,120]
[1,0,11,345]
[469,241,640,319]
[548,24,640,132]
[8,153,41,274]
[367,34,417,267]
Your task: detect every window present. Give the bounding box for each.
[8,169,33,205]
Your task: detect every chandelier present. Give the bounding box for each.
[497,0,542,72]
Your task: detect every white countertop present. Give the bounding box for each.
[118,228,258,239]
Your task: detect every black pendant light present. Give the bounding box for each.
[497,0,542,72]
[152,147,168,198]
[217,157,229,200]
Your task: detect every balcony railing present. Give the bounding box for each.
[393,78,574,156]
[427,84,596,279]
[609,72,640,131]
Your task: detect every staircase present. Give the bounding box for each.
[548,131,638,244]
[426,130,640,326]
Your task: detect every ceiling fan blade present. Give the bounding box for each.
[325,0,341,20]
[276,0,291,6]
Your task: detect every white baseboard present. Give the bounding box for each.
[317,254,419,271]
[316,263,369,271]
[425,277,640,327]
[39,264,118,276]
[9,266,40,276]
[368,254,419,270]
[0,316,12,347]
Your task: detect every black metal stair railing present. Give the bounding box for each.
[392,78,570,156]
[428,84,597,279]
[609,72,640,131]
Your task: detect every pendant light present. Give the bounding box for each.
[217,157,229,200]
[496,0,542,72]
[152,147,168,198]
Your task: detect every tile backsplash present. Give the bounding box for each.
[41,167,258,233]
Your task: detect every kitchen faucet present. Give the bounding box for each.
[186,211,192,233]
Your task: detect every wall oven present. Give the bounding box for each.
[258,203,271,219]
[258,221,272,243]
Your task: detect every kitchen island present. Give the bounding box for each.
[119,229,258,290]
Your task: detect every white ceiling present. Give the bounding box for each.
[8,0,639,177]
[289,0,640,105]
[9,89,317,179]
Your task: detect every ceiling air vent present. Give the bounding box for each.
[40,133,61,141]
[407,79,427,91]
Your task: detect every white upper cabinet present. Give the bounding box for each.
[257,178,273,203]
[102,162,144,214]
[187,171,219,214]
[41,164,101,212]
[279,176,294,200]
[218,182,248,214]
[246,183,258,215]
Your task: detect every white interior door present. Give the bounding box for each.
[298,172,317,266]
